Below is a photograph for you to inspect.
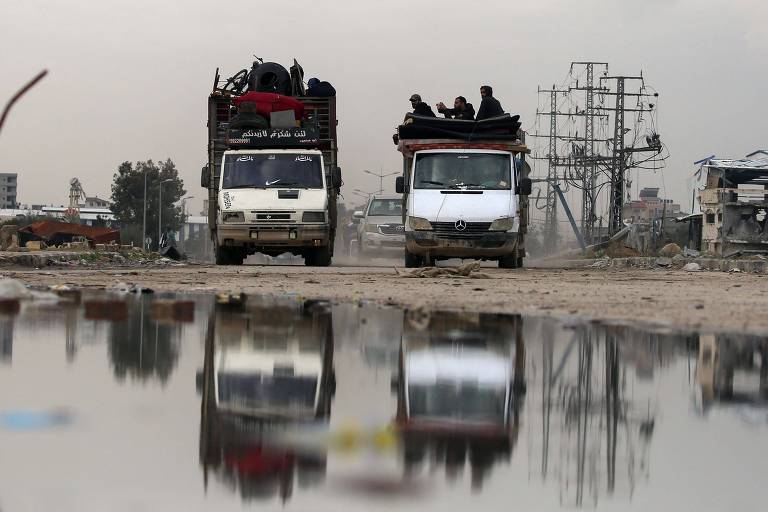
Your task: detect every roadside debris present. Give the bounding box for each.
[683,262,702,272]
[658,243,682,256]
[406,261,491,279]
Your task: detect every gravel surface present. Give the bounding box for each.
[4,262,768,335]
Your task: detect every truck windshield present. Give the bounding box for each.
[408,382,506,423]
[413,153,511,190]
[217,372,318,410]
[222,153,323,189]
[368,199,402,216]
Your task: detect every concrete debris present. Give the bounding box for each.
[588,257,611,269]
[671,254,686,264]
[658,243,682,256]
[683,247,701,258]
[683,262,702,272]
[655,257,672,267]
[407,261,491,279]
[728,268,742,273]
[108,281,154,294]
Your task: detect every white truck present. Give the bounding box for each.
[394,115,531,268]
[202,61,341,266]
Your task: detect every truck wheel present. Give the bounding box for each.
[498,253,519,269]
[404,249,421,268]
[305,246,331,267]
[214,245,231,265]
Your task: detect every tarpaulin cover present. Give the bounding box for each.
[398,113,521,141]
[233,92,305,119]
[18,220,120,246]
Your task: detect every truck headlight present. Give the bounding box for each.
[489,217,514,231]
[408,216,432,230]
[222,211,244,223]
[364,223,379,233]
[301,211,325,222]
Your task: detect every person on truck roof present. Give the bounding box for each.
[476,85,505,120]
[409,94,436,117]
[306,77,336,97]
[436,96,475,120]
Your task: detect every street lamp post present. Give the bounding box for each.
[158,179,173,250]
[363,169,399,195]
[142,170,147,250]
[180,195,194,251]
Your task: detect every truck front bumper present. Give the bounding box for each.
[406,231,518,258]
[218,224,330,247]
[360,232,405,253]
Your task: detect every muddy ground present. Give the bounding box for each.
[3,260,767,335]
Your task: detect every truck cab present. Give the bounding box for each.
[397,143,531,268]
[215,148,334,266]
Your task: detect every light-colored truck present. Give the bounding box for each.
[202,61,341,266]
[394,115,531,268]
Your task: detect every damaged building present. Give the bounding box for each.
[697,152,768,257]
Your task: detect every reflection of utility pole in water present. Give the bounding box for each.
[65,305,77,363]
[605,335,620,493]
[514,317,526,394]
[574,333,593,507]
[541,335,553,480]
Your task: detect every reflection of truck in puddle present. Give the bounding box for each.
[199,299,335,502]
[392,311,524,488]
[697,333,767,409]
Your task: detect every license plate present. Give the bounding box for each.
[253,231,289,241]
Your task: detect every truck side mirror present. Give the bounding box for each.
[395,176,404,194]
[200,165,210,188]
[519,177,532,196]
[332,167,342,189]
[353,210,364,220]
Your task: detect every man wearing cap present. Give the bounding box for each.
[409,94,436,117]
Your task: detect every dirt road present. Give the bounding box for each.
[4,263,768,335]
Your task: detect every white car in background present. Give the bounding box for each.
[354,195,405,256]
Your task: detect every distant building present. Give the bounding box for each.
[0,173,18,208]
[84,196,111,208]
[623,187,681,224]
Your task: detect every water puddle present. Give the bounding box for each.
[0,292,766,511]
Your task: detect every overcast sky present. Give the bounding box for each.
[1,0,766,220]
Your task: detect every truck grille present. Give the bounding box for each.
[379,224,405,235]
[432,222,491,239]
[254,211,294,222]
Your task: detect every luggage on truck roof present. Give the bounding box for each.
[397,113,522,142]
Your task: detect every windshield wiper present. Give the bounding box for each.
[265,181,302,188]
[224,184,260,189]
[419,180,445,186]
[449,182,483,189]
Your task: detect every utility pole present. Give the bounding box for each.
[599,75,647,234]
[536,86,569,252]
[570,62,608,244]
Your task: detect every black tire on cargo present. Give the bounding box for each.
[305,246,332,267]
[404,249,422,268]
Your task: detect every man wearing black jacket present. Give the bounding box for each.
[409,94,436,117]
[476,85,505,120]
[436,96,475,120]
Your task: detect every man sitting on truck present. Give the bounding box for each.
[476,85,505,120]
[436,96,475,120]
[409,94,436,117]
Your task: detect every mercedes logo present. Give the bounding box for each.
[266,214,272,219]
[455,219,467,231]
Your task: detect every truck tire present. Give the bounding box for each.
[215,245,243,265]
[404,249,422,268]
[498,253,519,269]
[305,246,331,267]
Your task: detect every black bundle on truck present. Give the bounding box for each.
[202,59,341,266]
